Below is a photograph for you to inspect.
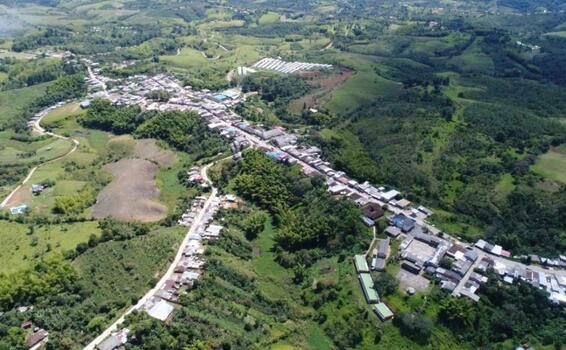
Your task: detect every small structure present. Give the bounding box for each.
[354,255,370,273]
[97,329,129,350]
[31,184,46,195]
[10,204,28,215]
[25,329,48,348]
[80,99,91,108]
[374,302,394,321]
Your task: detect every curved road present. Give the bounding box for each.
[0,105,80,209]
[83,159,223,350]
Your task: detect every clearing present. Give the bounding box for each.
[288,68,354,114]
[91,139,175,222]
[532,145,566,184]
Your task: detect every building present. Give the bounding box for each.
[374,302,394,321]
[401,260,421,274]
[25,329,48,348]
[376,238,390,259]
[10,204,28,215]
[361,202,384,221]
[147,299,175,321]
[97,329,129,350]
[384,226,401,238]
[390,214,415,233]
[372,257,386,271]
[354,255,370,273]
[380,189,400,202]
[359,273,379,303]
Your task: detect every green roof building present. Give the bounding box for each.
[359,273,379,303]
[374,302,394,321]
[354,255,370,273]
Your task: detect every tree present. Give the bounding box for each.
[396,312,433,343]
[373,273,399,296]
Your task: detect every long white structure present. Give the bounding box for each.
[252,57,332,74]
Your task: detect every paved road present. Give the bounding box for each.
[0,106,79,209]
[83,162,219,350]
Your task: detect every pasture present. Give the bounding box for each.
[0,220,101,274]
[532,145,566,184]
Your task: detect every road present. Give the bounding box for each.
[0,105,79,209]
[83,161,220,350]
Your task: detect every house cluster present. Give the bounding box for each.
[434,243,484,302]
[252,57,332,74]
[475,239,511,257]
[141,194,232,322]
[20,320,48,349]
[353,255,395,322]
[178,196,207,227]
[186,167,207,188]
[473,254,566,306]
[83,66,566,307]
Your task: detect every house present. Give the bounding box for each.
[384,226,401,238]
[401,260,421,274]
[380,189,400,202]
[361,203,384,221]
[358,273,379,303]
[97,329,129,350]
[80,99,91,108]
[31,184,45,195]
[146,299,175,321]
[372,257,386,271]
[390,214,415,233]
[374,302,394,321]
[393,198,411,209]
[376,238,390,259]
[354,255,370,273]
[25,329,48,348]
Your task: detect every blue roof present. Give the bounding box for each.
[213,94,228,101]
[392,214,415,232]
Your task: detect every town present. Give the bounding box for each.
[14,58,566,350]
[80,61,566,313]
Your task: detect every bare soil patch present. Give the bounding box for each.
[92,159,168,222]
[289,68,354,114]
[4,185,32,208]
[133,139,175,166]
[91,139,175,222]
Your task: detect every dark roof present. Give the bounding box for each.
[362,203,384,220]
[25,329,48,347]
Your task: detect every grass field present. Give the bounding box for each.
[321,52,403,115]
[532,145,566,183]
[0,135,73,165]
[0,220,101,274]
[0,82,51,127]
[259,12,280,25]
